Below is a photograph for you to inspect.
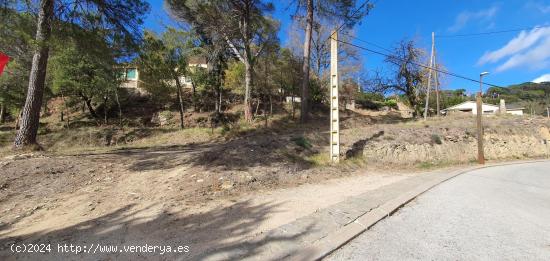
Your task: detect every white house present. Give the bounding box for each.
[505,106,525,116]
[442,100,524,116]
[118,56,208,94]
[119,67,140,89]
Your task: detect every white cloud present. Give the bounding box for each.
[495,37,550,71]
[477,27,550,72]
[478,27,550,65]
[448,6,499,32]
[532,74,550,83]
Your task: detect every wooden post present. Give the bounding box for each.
[423,32,435,120]
[330,30,340,163]
[434,49,440,116]
[476,92,485,164]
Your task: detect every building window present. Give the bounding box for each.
[126,69,137,80]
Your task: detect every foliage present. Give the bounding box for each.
[0,61,28,116]
[0,9,35,118]
[292,136,312,149]
[7,0,150,147]
[51,41,116,98]
[224,61,245,95]
[139,30,184,99]
[272,48,302,98]
[166,0,279,121]
[138,28,198,128]
[309,77,327,104]
[385,40,426,117]
[356,92,384,110]
[384,99,398,108]
[486,82,550,115]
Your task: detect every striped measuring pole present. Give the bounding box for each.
[330,30,340,163]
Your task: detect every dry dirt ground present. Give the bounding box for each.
[1,112,549,260]
[0,151,410,260]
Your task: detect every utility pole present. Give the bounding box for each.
[330,30,340,163]
[477,72,489,165]
[423,32,435,120]
[547,107,549,118]
[434,49,440,116]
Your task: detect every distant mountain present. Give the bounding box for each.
[486,82,550,115]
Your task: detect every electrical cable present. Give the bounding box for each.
[436,25,550,38]
[334,38,502,88]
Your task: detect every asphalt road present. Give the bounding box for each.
[327,161,550,260]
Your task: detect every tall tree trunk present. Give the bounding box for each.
[13,0,54,149]
[175,76,185,129]
[292,95,296,119]
[114,88,122,127]
[300,0,314,123]
[214,79,222,113]
[254,97,261,116]
[191,80,197,111]
[215,61,223,114]
[0,103,5,123]
[242,6,255,123]
[218,85,222,113]
[103,96,108,125]
[244,60,253,121]
[264,96,268,128]
[82,95,98,118]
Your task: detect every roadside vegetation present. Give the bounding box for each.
[2,2,550,258]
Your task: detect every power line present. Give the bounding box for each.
[330,0,374,42]
[334,38,502,88]
[436,25,550,38]
[341,32,393,52]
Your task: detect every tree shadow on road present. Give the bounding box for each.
[0,200,312,260]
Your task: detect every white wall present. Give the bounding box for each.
[507,110,524,116]
[450,102,498,115]
[285,96,301,103]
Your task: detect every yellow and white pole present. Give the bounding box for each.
[330,30,340,163]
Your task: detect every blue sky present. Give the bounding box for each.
[144,0,550,94]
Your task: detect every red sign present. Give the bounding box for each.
[0,52,10,76]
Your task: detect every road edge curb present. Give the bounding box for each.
[288,159,549,261]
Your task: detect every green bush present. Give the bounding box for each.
[356,93,383,110]
[383,99,398,109]
[357,100,382,110]
[357,92,384,102]
[292,136,312,149]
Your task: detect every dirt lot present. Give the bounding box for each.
[0,150,412,260]
[1,111,549,260]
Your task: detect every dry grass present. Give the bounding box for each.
[2,111,549,172]
[0,125,221,156]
